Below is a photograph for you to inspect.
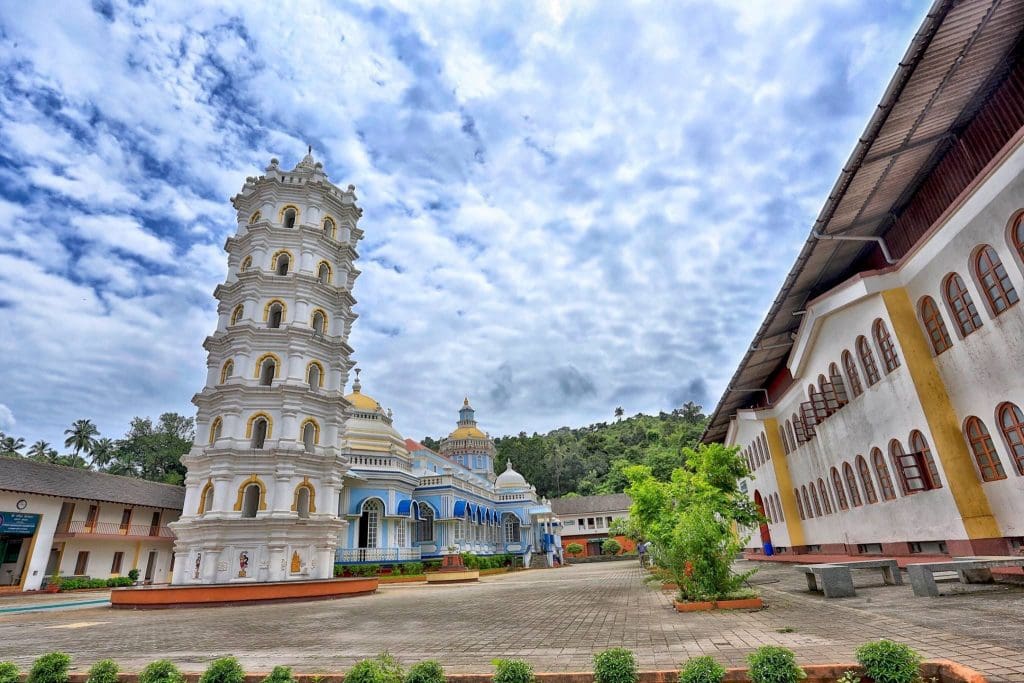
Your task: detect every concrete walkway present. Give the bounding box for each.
[0,562,1021,680]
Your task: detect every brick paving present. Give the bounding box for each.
[1,561,1023,680]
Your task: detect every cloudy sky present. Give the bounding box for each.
[0,0,929,448]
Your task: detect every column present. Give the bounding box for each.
[762,417,806,548]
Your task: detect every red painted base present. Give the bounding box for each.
[109,577,378,609]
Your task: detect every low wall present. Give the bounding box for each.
[567,555,638,564]
[110,577,378,609]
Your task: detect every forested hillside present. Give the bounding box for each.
[424,402,708,499]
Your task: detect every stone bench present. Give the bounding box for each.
[795,559,901,598]
[906,556,1024,597]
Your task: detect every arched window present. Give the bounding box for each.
[842,350,864,397]
[323,217,336,238]
[265,300,285,329]
[856,335,880,386]
[311,309,327,335]
[785,420,797,452]
[873,319,900,373]
[258,356,276,386]
[241,484,261,518]
[944,273,983,337]
[503,513,520,544]
[199,481,214,515]
[817,478,832,514]
[843,462,862,507]
[247,413,272,449]
[973,244,1019,316]
[230,304,245,326]
[856,455,878,504]
[219,359,234,384]
[415,503,435,543]
[282,206,298,229]
[317,261,332,285]
[765,496,776,523]
[249,211,261,224]
[997,402,1024,476]
[809,482,823,516]
[801,486,813,518]
[829,362,849,406]
[762,433,770,461]
[300,419,319,452]
[239,255,252,273]
[306,361,324,391]
[274,252,291,276]
[909,430,942,488]
[295,486,311,518]
[1009,210,1024,263]
[830,468,849,510]
[890,439,927,495]
[872,447,896,500]
[794,488,805,520]
[779,426,789,455]
[964,416,1006,481]
[773,493,783,522]
[360,499,382,548]
[817,374,829,395]
[208,417,223,445]
[919,296,953,355]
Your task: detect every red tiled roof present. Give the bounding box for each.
[404,438,429,452]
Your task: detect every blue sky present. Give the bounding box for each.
[0,0,929,448]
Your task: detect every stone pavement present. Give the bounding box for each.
[1,561,1023,680]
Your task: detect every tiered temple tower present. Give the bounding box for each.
[170,152,362,584]
[439,398,497,482]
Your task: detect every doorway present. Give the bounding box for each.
[144,551,158,583]
[753,490,773,555]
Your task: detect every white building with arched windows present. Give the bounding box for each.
[170,154,560,585]
[703,2,1024,562]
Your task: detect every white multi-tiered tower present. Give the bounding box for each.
[170,152,361,584]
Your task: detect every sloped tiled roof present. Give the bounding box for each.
[0,458,185,510]
[550,493,631,516]
[404,438,431,453]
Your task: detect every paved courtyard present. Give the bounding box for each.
[2,561,1024,680]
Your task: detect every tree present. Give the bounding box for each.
[89,438,116,468]
[27,440,58,462]
[420,436,441,451]
[614,406,624,420]
[64,419,99,461]
[101,413,193,484]
[601,538,622,555]
[565,542,584,557]
[0,434,25,457]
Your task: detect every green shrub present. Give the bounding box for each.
[403,661,444,683]
[127,569,140,582]
[403,562,424,575]
[358,564,381,577]
[424,560,441,571]
[261,666,297,683]
[565,543,584,557]
[602,539,622,556]
[746,647,804,683]
[345,654,403,683]
[199,657,244,683]
[0,661,21,683]
[678,656,725,683]
[593,648,636,683]
[855,640,921,683]
[27,653,71,683]
[105,577,133,588]
[87,659,120,683]
[138,660,184,683]
[334,564,346,577]
[492,659,533,683]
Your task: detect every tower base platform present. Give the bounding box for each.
[110,577,378,609]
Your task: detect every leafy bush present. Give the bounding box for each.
[55,578,110,591]
[127,569,140,582]
[359,564,382,577]
[87,659,120,683]
[678,656,725,683]
[402,562,424,575]
[404,661,444,683]
[345,653,404,683]
[199,657,245,683]
[27,653,71,683]
[492,659,533,683]
[0,661,21,683]
[565,543,584,557]
[746,647,805,683]
[138,660,184,683]
[601,539,622,556]
[855,640,921,683]
[106,577,133,588]
[593,648,637,683]
[261,667,296,683]
[334,564,346,577]
[424,560,442,571]
[671,504,752,602]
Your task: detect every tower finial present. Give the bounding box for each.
[353,367,362,393]
[308,144,312,156]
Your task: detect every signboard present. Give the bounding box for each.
[0,512,40,535]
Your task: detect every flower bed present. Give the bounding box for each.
[673,597,764,612]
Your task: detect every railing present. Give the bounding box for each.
[348,454,412,472]
[56,521,175,538]
[335,547,422,563]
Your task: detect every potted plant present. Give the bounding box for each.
[44,572,61,593]
[127,568,140,585]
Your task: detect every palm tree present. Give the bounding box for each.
[64,419,99,461]
[90,438,116,468]
[0,435,25,457]
[614,406,624,421]
[27,440,55,461]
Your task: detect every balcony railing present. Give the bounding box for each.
[335,547,421,563]
[55,521,175,539]
[348,454,412,472]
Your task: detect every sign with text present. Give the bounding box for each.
[0,512,40,535]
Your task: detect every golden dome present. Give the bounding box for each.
[449,425,486,440]
[345,388,380,411]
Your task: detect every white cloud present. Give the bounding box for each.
[0,404,15,431]
[72,214,176,264]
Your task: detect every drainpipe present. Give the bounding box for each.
[812,228,899,265]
